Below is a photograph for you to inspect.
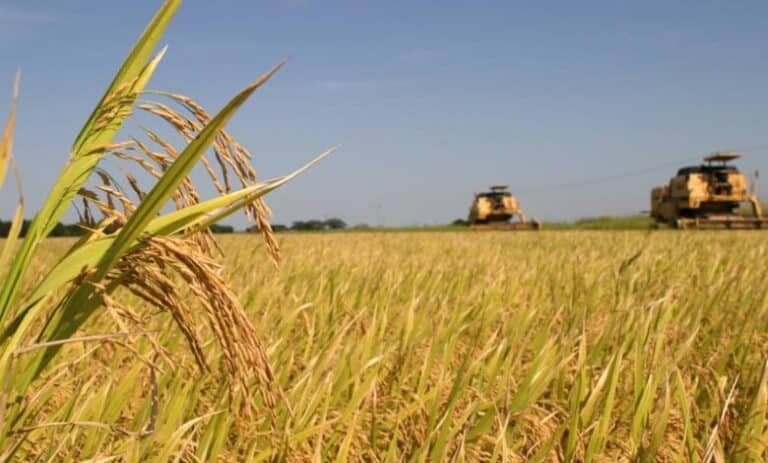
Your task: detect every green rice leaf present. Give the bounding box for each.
[0,71,19,191]
[71,0,180,155]
[0,202,24,272]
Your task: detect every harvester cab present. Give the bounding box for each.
[650,152,766,229]
[468,185,541,230]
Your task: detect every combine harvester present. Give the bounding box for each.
[650,152,767,229]
[468,185,541,230]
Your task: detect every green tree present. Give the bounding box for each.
[325,217,347,229]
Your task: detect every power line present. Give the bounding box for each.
[513,147,768,194]
[514,156,700,193]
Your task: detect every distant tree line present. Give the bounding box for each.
[209,224,234,234]
[0,220,86,238]
[265,217,349,232]
[0,220,238,237]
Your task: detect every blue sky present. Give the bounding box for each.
[1,1,767,227]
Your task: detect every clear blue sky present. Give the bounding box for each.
[1,1,767,227]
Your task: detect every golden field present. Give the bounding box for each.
[2,2,766,460]
[8,231,768,462]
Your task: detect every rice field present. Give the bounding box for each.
[1,2,767,461]
[6,230,768,462]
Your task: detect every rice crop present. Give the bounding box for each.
[2,231,767,462]
[1,1,767,461]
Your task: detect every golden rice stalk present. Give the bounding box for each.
[73,90,285,351]
[79,90,282,262]
[47,87,299,418]
[117,236,279,417]
[139,93,279,260]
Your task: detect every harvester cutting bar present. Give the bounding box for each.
[675,217,768,230]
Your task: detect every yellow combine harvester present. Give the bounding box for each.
[650,152,767,229]
[468,185,541,230]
